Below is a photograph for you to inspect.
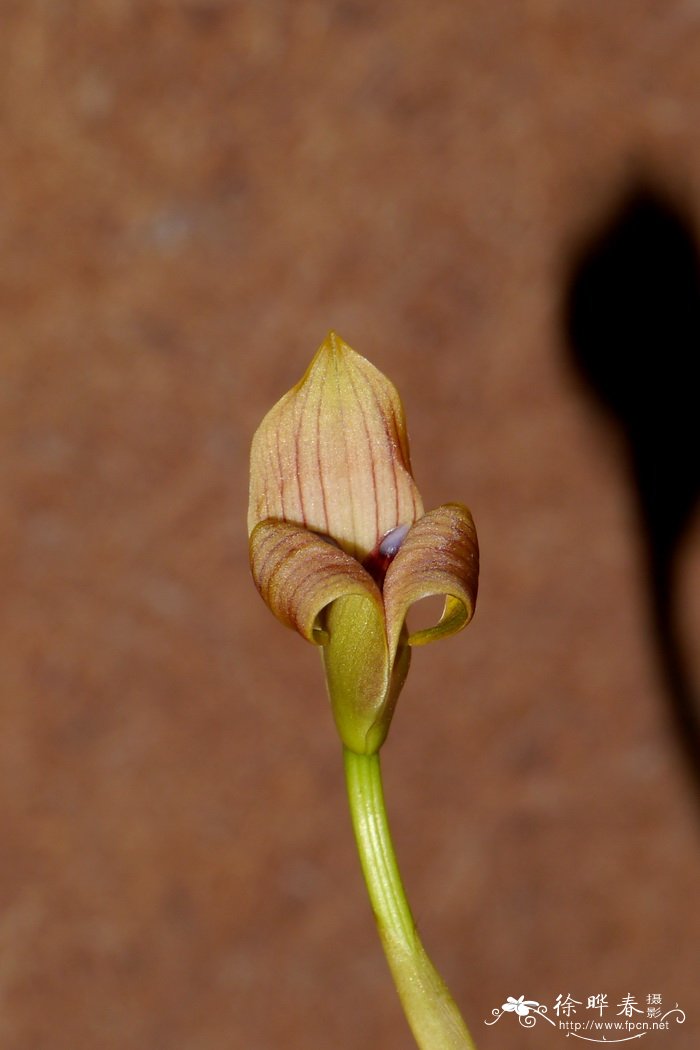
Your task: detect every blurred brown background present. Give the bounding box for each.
[1,3,699,1049]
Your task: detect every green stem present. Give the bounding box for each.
[343,747,476,1050]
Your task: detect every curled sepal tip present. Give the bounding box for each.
[249,519,382,645]
[383,502,479,656]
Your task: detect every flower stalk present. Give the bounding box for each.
[344,748,476,1050]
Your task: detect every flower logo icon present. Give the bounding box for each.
[502,995,540,1017]
[485,994,554,1029]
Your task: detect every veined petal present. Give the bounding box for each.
[382,503,479,656]
[247,332,423,560]
[249,519,382,644]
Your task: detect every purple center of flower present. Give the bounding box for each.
[363,523,411,587]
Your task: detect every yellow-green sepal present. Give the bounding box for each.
[322,594,409,755]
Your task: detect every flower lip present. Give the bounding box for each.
[362,522,412,587]
[379,523,412,558]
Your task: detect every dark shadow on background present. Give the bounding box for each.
[564,181,700,807]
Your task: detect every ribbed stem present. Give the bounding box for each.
[343,748,476,1050]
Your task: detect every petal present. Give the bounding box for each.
[249,519,382,644]
[248,331,423,560]
[382,503,479,657]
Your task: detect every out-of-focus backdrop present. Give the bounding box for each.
[1,4,699,1049]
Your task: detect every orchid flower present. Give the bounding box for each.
[248,331,478,755]
[248,333,479,1050]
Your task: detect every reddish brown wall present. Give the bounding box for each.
[1,5,698,1049]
